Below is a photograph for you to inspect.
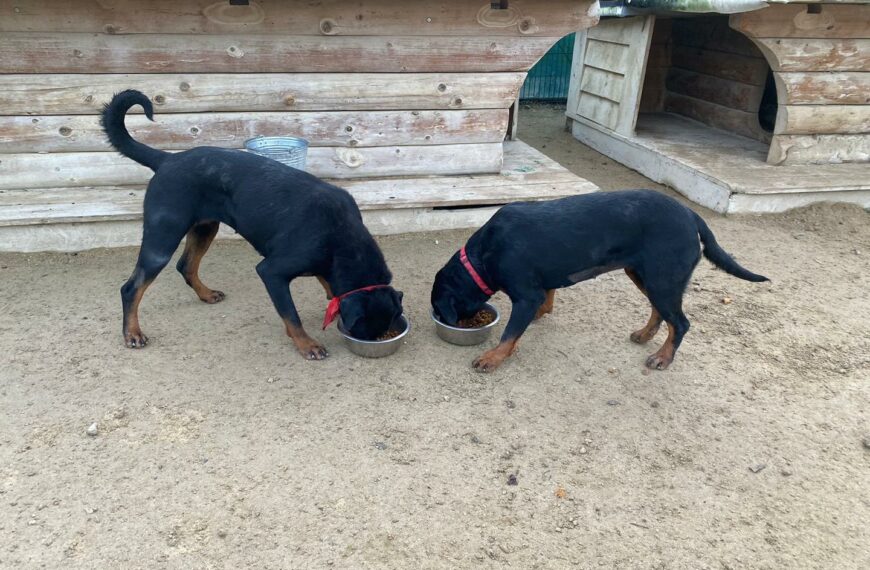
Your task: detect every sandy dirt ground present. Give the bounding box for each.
[1,105,868,569]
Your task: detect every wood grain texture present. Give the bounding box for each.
[768,134,870,165]
[775,105,870,135]
[666,67,764,112]
[0,144,505,189]
[752,38,870,72]
[0,72,526,115]
[0,32,561,73]
[0,110,509,153]
[0,0,599,37]
[670,48,769,86]
[775,72,870,105]
[672,16,763,58]
[731,4,870,40]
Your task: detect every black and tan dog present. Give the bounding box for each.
[102,90,403,359]
[431,190,768,372]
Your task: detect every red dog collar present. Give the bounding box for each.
[460,246,494,296]
[322,284,391,330]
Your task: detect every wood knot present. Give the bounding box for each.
[284,95,296,106]
[59,127,73,136]
[73,49,84,58]
[345,125,354,132]
[320,19,337,35]
[84,95,94,103]
[179,82,191,92]
[226,45,244,58]
[190,127,200,135]
[104,24,119,34]
[437,83,447,92]
[154,95,166,104]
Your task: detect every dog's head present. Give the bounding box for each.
[340,286,404,340]
[430,252,491,326]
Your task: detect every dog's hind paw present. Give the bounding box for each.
[644,353,672,370]
[201,290,226,304]
[124,331,149,348]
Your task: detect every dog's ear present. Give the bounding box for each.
[434,297,458,326]
[340,296,366,333]
[392,289,404,306]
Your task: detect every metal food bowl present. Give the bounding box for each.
[244,136,309,171]
[430,303,500,346]
[337,315,410,358]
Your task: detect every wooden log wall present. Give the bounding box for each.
[0,0,599,188]
[663,16,771,143]
[638,19,670,114]
[731,3,870,165]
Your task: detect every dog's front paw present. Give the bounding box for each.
[644,352,672,370]
[124,330,149,348]
[297,340,329,361]
[472,352,504,373]
[201,290,225,304]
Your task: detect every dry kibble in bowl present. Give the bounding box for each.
[458,310,496,329]
[376,329,401,341]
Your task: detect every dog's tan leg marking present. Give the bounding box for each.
[316,276,334,299]
[283,320,329,361]
[645,322,677,370]
[124,279,153,348]
[178,222,224,304]
[534,289,556,320]
[472,338,519,373]
[625,268,663,344]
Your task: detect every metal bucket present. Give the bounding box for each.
[244,136,309,171]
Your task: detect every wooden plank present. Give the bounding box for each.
[0,141,599,227]
[0,110,509,153]
[768,134,870,165]
[0,144,505,190]
[0,72,525,116]
[579,66,625,103]
[614,16,655,136]
[567,31,589,120]
[775,105,870,135]
[0,32,560,73]
[584,39,630,75]
[587,18,637,44]
[775,72,870,105]
[672,16,763,58]
[731,4,870,40]
[664,93,770,142]
[0,0,599,38]
[577,92,619,130]
[639,67,668,113]
[753,38,870,72]
[671,47,769,86]
[666,68,765,112]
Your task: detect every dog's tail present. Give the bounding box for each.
[100,89,169,171]
[693,211,769,282]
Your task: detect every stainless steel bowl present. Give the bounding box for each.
[430,303,500,346]
[337,315,410,358]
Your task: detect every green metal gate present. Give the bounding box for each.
[519,33,575,102]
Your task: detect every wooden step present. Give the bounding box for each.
[570,113,870,214]
[0,141,599,251]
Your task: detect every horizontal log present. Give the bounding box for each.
[731,4,870,39]
[0,32,560,73]
[0,72,525,116]
[768,134,870,165]
[775,72,870,105]
[664,93,770,143]
[0,0,599,38]
[775,105,870,135]
[671,48,769,87]
[672,16,763,58]
[0,110,509,153]
[666,68,764,112]
[753,38,870,72]
[0,144,504,189]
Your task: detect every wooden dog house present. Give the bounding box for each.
[567,1,869,214]
[0,0,600,252]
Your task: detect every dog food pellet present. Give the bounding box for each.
[458,310,495,329]
[376,330,401,341]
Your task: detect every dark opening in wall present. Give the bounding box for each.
[758,70,778,133]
